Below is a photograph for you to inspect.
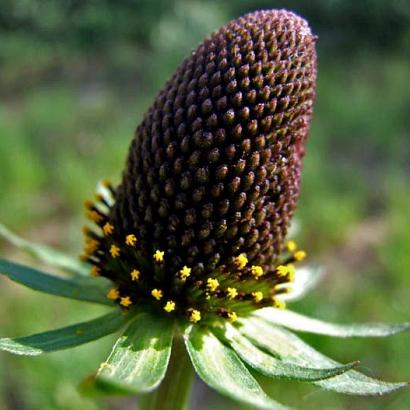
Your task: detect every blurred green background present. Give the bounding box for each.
[1,1,409,409]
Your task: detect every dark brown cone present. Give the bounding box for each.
[111,9,317,277]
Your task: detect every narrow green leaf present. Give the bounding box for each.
[0,310,129,356]
[96,313,173,394]
[240,317,409,395]
[0,223,89,276]
[0,258,112,305]
[254,308,410,338]
[223,323,358,381]
[185,325,289,410]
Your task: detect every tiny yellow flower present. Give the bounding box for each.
[125,234,138,247]
[102,179,112,187]
[228,311,238,322]
[153,249,165,263]
[110,244,120,258]
[84,200,94,209]
[226,287,238,300]
[273,298,286,310]
[179,265,191,281]
[107,288,119,300]
[286,240,297,252]
[86,210,103,223]
[90,266,101,277]
[294,250,306,261]
[151,288,163,300]
[120,296,132,307]
[189,309,201,323]
[252,291,264,303]
[130,269,141,281]
[207,278,219,292]
[287,264,296,282]
[164,300,176,312]
[276,264,290,276]
[84,239,99,254]
[103,222,114,236]
[250,265,264,279]
[234,253,248,269]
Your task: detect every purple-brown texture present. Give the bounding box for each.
[112,9,317,277]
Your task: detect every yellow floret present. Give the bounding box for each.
[125,234,138,247]
[130,269,141,281]
[164,300,176,312]
[207,278,220,292]
[103,222,114,236]
[120,296,132,307]
[110,244,120,258]
[84,200,94,209]
[252,291,264,303]
[251,265,264,279]
[90,266,101,277]
[227,311,238,322]
[273,298,287,310]
[86,210,103,223]
[294,250,306,261]
[153,249,165,263]
[179,265,191,281]
[234,253,248,269]
[276,264,290,276]
[84,239,99,254]
[286,240,297,252]
[151,288,163,300]
[226,287,238,300]
[189,309,201,323]
[107,288,119,300]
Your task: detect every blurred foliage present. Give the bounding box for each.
[0,1,409,409]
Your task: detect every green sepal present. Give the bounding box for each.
[185,325,289,410]
[0,223,88,276]
[0,258,112,305]
[0,310,130,356]
[254,308,410,337]
[240,317,409,396]
[223,323,358,381]
[95,312,174,394]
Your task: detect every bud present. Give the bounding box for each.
[83,10,317,323]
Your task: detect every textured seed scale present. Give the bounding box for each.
[83,9,317,323]
[113,9,316,274]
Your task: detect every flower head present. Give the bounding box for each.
[82,8,317,324]
[2,10,407,410]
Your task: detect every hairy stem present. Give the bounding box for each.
[139,336,194,410]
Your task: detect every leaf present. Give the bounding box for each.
[223,323,358,381]
[279,265,324,302]
[96,313,173,394]
[254,308,410,338]
[0,310,129,356]
[0,223,89,276]
[240,317,409,396]
[0,258,112,305]
[185,325,289,410]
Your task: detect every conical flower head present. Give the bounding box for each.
[83,10,317,323]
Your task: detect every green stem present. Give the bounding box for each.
[139,335,194,410]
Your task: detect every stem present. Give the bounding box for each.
[139,336,194,410]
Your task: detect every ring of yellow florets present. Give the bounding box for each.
[82,182,307,324]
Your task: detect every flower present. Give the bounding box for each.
[0,9,409,410]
